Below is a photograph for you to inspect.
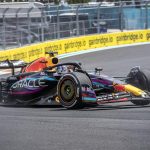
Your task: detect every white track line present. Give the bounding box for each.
[58,42,150,59]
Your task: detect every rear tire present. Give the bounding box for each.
[57,72,92,109]
[127,67,150,105]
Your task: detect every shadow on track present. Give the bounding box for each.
[45,104,150,111]
[79,104,150,111]
[1,103,150,111]
[0,104,62,109]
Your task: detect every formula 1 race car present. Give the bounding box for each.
[0,54,150,109]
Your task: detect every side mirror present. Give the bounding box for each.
[95,67,103,75]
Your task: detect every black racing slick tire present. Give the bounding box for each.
[57,72,92,109]
[127,67,150,105]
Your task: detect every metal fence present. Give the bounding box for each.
[0,1,150,50]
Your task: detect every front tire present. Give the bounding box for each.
[127,67,150,105]
[57,72,92,109]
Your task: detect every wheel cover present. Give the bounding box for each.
[60,79,76,103]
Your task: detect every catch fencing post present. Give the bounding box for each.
[119,2,125,32]
[41,7,45,42]
[97,2,102,34]
[2,8,9,49]
[16,8,21,47]
[27,7,33,44]
[57,6,60,39]
[76,5,80,36]
[145,1,150,29]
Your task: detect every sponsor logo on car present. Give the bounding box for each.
[11,79,47,89]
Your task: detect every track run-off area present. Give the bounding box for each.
[0,44,150,150]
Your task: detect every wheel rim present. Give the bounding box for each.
[60,79,76,102]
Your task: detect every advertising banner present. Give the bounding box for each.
[0,30,150,62]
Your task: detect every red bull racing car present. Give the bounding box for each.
[0,52,150,109]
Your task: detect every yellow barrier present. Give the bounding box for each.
[0,30,150,62]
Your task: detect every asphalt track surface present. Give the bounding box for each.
[0,44,150,150]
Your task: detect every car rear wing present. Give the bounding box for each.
[0,59,27,75]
